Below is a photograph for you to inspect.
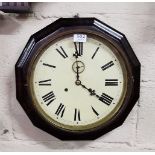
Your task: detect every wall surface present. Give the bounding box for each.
[0,2,155,152]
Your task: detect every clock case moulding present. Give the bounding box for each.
[15,18,140,140]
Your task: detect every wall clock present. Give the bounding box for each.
[15,18,140,140]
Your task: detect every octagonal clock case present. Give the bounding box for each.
[15,18,140,140]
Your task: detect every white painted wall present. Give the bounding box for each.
[0,2,155,151]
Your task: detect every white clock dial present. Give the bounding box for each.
[30,34,127,131]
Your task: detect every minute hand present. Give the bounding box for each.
[79,82,100,99]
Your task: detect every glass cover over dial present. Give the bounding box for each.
[29,34,127,131]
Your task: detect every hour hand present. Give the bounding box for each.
[73,42,79,58]
[75,65,80,85]
[72,61,85,85]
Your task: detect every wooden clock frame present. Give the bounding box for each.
[15,18,140,140]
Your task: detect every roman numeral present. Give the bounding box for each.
[92,47,99,59]
[56,46,68,58]
[91,106,99,116]
[43,63,56,68]
[55,103,65,117]
[74,109,81,121]
[101,61,114,71]
[99,93,113,106]
[74,42,83,56]
[42,91,56,106]
[38,79,51,86]
[105,79,118,86]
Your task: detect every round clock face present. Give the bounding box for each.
[29,33,127,131]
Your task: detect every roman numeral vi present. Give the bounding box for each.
[74,108,81,121]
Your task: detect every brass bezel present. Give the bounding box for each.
[27,28,132,133]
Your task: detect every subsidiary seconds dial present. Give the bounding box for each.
[30,34,126,131]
